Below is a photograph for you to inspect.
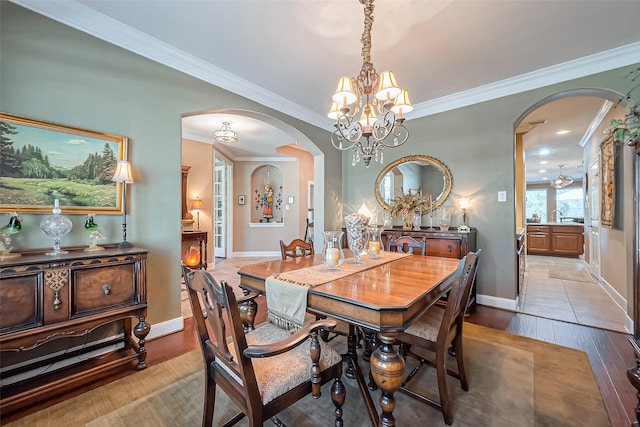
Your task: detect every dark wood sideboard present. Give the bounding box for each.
[0,246,149,417]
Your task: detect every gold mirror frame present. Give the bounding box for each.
[374,155,454,213]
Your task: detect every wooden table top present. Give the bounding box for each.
[238,254,460,333]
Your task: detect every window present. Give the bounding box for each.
[556,187,584,220]
[526,189,547,223]
[381,172,392,204]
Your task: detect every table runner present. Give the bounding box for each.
[266,251,410,330]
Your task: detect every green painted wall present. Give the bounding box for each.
[0,3,341,326]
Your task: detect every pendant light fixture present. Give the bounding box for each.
[550,164,574,189]
[214,121,238,143]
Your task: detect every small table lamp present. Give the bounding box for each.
[111,160,134,249]
[458,198,471,232]
[192,198,204,230]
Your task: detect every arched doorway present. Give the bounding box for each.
[514,89,632,333]
[181,108,325,262]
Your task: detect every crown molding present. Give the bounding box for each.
[579,100,613,148]
[11,0,329,130]
[411,42,640,118]
[13,0,640,129]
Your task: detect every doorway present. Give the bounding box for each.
[516,90,630,333]
[213,153,232,258]
[587,156,601,277]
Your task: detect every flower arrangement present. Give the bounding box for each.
[390,190,431,229]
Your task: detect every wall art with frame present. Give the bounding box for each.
[0,113,127,214]
[600,135,616,229]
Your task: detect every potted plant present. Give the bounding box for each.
[609,67,640,146]
[390,190,430,230]
[610,106,639,145]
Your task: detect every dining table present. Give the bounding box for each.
[238,252,460,427]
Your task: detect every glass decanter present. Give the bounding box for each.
[40,199,73,256]
[367,225,384,259]
[321,231,345,271]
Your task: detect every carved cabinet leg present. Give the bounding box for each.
[133,317,151,369]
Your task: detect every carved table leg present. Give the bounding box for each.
[133,317,151,369]
[362,328,379,363]
[238,298,257,332]
[370,333,405,427]
[627,339,640,426]
[345,324,358,379]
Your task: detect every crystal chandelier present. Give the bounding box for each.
[550,164,574,188]
[328,0,412,167]
[214,121,238,143]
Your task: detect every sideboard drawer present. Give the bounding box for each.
[0,272,42,334]
[72,263,136,317]
[426,238,462,258]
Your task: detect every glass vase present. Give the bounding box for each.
[40,199,73,256]
[321,231,345,270]
[367,225,384,259]
[344,213,369,264]
[438,208,451,231]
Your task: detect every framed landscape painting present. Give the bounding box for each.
[0,113,127,214]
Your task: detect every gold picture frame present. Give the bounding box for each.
[600,135,615,228]
[0,112,127,214]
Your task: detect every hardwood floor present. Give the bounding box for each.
[3,304,635,427]
[467,305,635,427]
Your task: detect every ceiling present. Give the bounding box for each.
[14,0,640,169]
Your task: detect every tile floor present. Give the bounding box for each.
[519,255,628,333]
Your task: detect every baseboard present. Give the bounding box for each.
[596,276,627,312]
[595,277,633,333]
[476,294,518,311]
[147,316,184,340]
[231,251,281,257]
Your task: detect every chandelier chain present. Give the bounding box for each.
[360,0,374,64]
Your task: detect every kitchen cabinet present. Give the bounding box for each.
[0,246,149,417]
[526,224,584,257]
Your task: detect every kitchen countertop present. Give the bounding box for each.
[527,222,584,226]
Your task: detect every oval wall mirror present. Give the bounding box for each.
[374,155,454,213]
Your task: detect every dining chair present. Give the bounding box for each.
[396,250,480,425]
[181,264,345,427]
[386,235,426,255]
[280,238,314,260]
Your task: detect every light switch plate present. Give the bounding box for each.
[498,191,507,202]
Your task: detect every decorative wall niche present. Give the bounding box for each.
[251,165,283,223]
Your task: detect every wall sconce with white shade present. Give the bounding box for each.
[458,198,471,232]
[111,160,134,249]
[192,198,204,230]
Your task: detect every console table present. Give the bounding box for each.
[181,231,208,269]
[0,246,149,417]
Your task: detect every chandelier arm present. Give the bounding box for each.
[377,123,410,148]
